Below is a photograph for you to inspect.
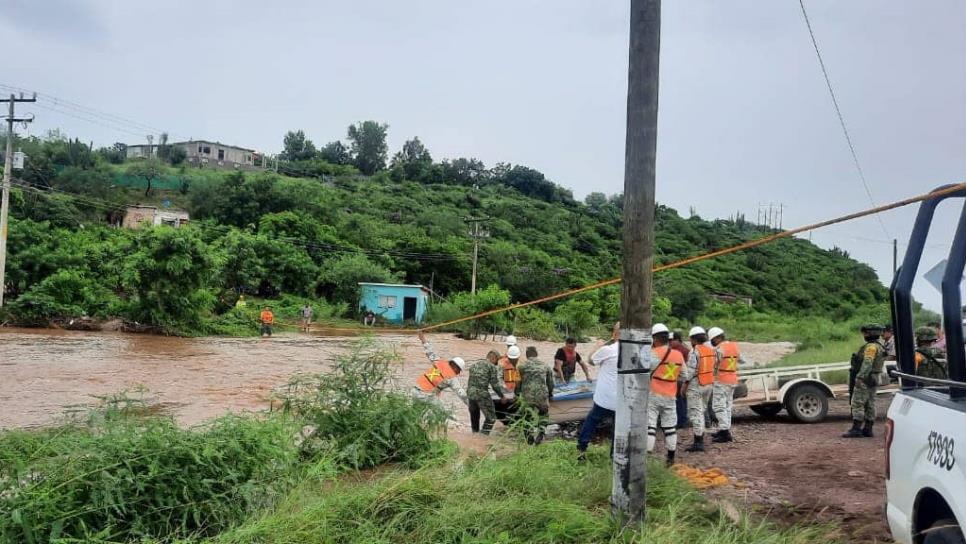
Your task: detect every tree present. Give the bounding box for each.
[168,145,187,166]
[389,136,433,181]
[316,253,397,308]
[439,157,487,186]
[127,158,167,196]
[667,285,706,322]
[281,130,317,162]
[156,132,171,161]
[347,121,389,175]
[97,142,128,164]
[496,165,558,202]
[319,141,351,165]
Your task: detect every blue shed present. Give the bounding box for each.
[358,283,431,324]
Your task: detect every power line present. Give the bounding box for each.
[797,0,890,239]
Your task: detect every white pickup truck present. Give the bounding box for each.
[885,184,966,544]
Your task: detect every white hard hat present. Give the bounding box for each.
[651,323,669,335]
[505,335,518,346]
[450,357,466,371]
[688,326,706,338]
[507,345,521,359]
[707,327,725,340]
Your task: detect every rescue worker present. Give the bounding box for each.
[842,324,886,438]
[683,326,717,453]
[554,337,592,383]
[914,326,947,380]
[517,346,555,445]
[466,350,507,434]
[576,322,620,462]
[259,306,274,337]
[499,345,523,392]
[708,326,745,444]
[415,331,468,405]
[647,323,685,467]
[670,331,690,429]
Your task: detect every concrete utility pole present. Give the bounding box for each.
[0,93,36,308]
[465,217,489,295]
[893,238,898,279]
[613,0,660,524]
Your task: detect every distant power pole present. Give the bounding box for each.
[0,93,36,308]
[465,217,489,295]
[893,238,898,279]
[614,0,660,525]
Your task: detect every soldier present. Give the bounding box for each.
[708,326,746,444]
[915,326,947,380]
[647,323,685,467]
[517,346,555,445]
[843,324,886,438]
[466,350,507,434]
[683,326,718,453]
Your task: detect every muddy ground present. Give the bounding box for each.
[0,327,883,540]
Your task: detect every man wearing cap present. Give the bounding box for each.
[415,331,468,406]
[915,326,947,380]
[842,324,886,438]
[648,323,686,466]
[683,326,718,453]
[708,326,746,444]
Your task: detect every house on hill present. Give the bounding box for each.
[122,205,189,229]
[358,283,430,324]
[126,140,265,170]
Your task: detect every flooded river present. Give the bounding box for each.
[0,327,793,430]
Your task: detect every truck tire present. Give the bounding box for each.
[750,403,783,418]
[784,384,829,423]
[923,519,965,544]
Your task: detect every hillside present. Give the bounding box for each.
[1,132,887,335]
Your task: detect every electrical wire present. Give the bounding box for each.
[797,0,891,239]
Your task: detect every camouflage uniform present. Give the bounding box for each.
[517,357,555,445]
[466,359,506,433]
[850,340,886,422]
[915,327,947,380]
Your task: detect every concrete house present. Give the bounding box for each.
[358,283,430,324]
[122,205,190,229]
[126,140,263,170]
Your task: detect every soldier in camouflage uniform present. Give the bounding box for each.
[518,346,555,445]
[843,324,886,438]
[915,326,948,380]
[466,350,507,434]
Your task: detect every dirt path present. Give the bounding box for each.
[671,397,892,543]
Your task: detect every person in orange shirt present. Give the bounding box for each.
[260,307,274,337]
[648,323,686,467]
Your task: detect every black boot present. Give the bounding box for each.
[862,420,874,438]
[842,420,864,438]
[685,434,705,452]
[666,450,676,467]
[712,429,733,443]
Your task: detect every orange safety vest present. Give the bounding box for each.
[717,341,740,385]
[650,346,684,398]
[416,360,458,394]
[260,310,274,324]
[499,357,521,391]
[694,344,716,386]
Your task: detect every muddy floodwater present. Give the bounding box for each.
[0,327,793,430]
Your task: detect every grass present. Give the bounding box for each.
[207,441,841,544]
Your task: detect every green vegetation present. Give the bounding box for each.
[2,128,892,339]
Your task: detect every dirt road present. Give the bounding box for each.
[674,397,893,543]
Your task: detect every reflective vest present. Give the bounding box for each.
[650,346,684,398]
[416,360,458,394]
[694,344,716,386]
[717,341,740,385]
[500,357,521,391]
[260,310,274,324]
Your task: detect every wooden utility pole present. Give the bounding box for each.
[613,0,660,524]
[465,217,489,295]
[0,93,36,308]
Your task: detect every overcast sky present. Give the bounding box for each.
[2,1,964,312]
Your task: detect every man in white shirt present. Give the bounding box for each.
[576,322,620,461]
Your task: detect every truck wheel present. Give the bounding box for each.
[923,519,965,544]
[750,403,783,418]
[784,384,829,423]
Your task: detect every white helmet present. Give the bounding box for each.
[707,327,725,340]
[651,323,669,335]
[450,357,466,371]
[505,335,518,346]
[688,326,706,338]
[507,345,521,359]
